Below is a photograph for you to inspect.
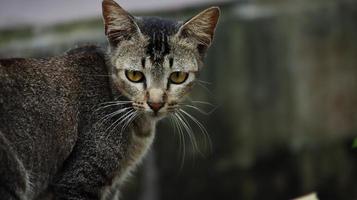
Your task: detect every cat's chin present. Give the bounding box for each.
[145,111,167,121]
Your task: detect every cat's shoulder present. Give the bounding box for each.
[0,57,36,68]
[64,44,106,59]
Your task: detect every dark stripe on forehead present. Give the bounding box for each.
[169,57,174,68]
[147,31,170,65]
[141,57,146,68]
[137,17,180,66]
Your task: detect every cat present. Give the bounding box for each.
[0,0,220,199]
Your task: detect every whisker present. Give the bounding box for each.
[105,109,134,135]
[97,100,132,106]
[96,107,132,128]
[174,112,200,155]
[196,82,215,97]
[120,111,137,132]
[94,102,132,113]
[105,108,135,129]
[120,111,139,134]
[190,100,215,106]
[185,99,219,114]
[183,105,216,115]
[179,109,212,154]
[171,113,186,171]
[196,79,212,85]
[169,115,183,159]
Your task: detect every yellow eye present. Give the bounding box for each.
[125,70,144,83]
[169,72,189,84]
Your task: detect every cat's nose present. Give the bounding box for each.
[147,101,164,112]
[147,88,165,112]
[147,88,164,102]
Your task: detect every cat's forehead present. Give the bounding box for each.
[114,17,199,72]
[138,17,180,37]
[139,17,198,71]
[137,17,180,65]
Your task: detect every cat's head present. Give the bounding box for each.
[102,0,219,119]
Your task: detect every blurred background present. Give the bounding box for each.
[1,0,357,199]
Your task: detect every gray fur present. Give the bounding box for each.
[0,0,219,199]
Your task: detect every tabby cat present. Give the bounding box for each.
[0,0,220,199]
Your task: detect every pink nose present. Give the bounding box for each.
[147,102,164,112]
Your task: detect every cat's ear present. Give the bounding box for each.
[102,0,142,46]
[178,7,220,49]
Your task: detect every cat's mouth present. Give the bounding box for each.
[132,101,178,118]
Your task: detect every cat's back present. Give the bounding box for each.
[0,46,109,139]
[0,46,112,196]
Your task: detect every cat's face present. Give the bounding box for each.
[102,0,219,119]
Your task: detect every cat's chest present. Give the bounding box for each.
[101,119,156,199]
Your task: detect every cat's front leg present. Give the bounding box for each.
[49,137,124,200]
[49,161,106,200]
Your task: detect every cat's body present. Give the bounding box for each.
[0,0,219,199]
[0,46,154,199]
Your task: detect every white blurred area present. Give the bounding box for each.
[0,0,223,28]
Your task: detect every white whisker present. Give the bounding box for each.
[174,112,200,155]
[197,79,212,85]
[120,111,139,134]
[94,102,132,113]
[104,109,134,135]
[96,99,131,107]
[96,107,132,127]
[196,82,214,96]
[179,109,212,153]
[183,105,215,115]
[190,100,215,106]
[171,113,186,170]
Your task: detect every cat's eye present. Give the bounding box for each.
[169,72,189,84]
[125,70,145,83]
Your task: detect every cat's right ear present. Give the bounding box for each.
[102,0,142,46]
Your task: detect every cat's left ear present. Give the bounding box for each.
[177,7,220,49]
